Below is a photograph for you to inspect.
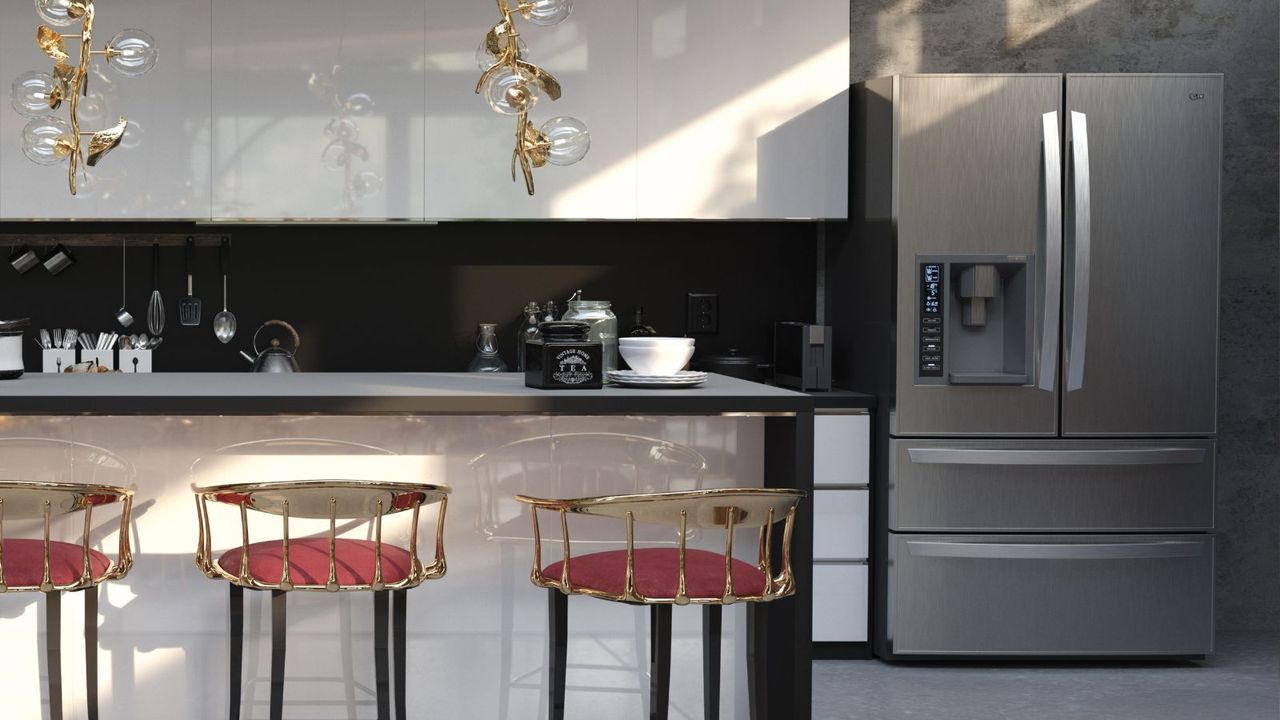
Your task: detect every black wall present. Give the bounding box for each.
[1,221,818,373]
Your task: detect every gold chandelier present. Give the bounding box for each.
[10,0,156,196]
[475,0,590,196]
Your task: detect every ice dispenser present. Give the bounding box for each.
[916,254,1034,386]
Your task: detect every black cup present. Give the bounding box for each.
[42,244,75,275]
[8,245,39,274]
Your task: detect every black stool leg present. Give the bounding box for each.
[374,591,390,720]
[746,604,767,720]
[228,585,243,720]
[649,605,672,720]
[392,590,408,720]
[547,589,567,720]
[84,587,99,720]
[702,605,721,720]
[270,590,287,720]
[45,591,62,720]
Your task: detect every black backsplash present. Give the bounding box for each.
[1,221,818,373]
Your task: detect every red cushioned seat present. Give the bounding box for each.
[217,537,412,586]
[1,538,111,587]
[543,548,767,600]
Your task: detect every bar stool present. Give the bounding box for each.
[516,488,804,720]
[0,437,135,720]
[191,438,450,720]
[471,432,708,719]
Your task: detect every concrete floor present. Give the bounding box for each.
[814,632,1279,720]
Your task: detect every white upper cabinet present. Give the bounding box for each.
[211,0,426,220]
[424,0,638,219]
[1,0,847,220]
[635,0,849,218]
[0,0,212,219]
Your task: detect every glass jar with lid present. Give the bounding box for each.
[561,294,618,374]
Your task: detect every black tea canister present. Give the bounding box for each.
[525,321,603,390]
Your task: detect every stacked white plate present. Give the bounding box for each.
[607,369,707,388]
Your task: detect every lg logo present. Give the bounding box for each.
[1188,92,1206,101]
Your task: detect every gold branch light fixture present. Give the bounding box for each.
[10,0,156,196]
[475,0,590,195]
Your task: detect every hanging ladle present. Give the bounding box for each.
[115,239,134,328]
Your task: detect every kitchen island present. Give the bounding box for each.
[0,372,813,720]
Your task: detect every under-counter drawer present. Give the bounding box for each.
[814,489,868,560]
[890,439,1215,531]
[814,413,870,487]
[885,533,1213,656]
[813,563,868,642]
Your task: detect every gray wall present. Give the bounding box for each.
[850,0,1279,631]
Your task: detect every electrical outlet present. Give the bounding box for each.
[686,293,719,335]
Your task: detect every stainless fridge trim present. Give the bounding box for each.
[1065,110,1091,392]
[905,539,1206,560]
[906,447,1206,466]
[1038,111,1063,393]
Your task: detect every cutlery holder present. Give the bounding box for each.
[82,349,115,370]
[119,349,152,373]
[42,349,77,373]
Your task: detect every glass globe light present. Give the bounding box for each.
[21,116,72,166]
[324,117,359,142]
[484,66,538,116]
[11,72,59,117]
[106,29,158,77]
[120,118,143,150]
[521,0,573,26]
[351,171,383,199]
[77,90,109,125]
[475,35,528,70]
[320,141,351,171]
[35,0,79,27]
[342,92,374,117]
[540,116,590,166]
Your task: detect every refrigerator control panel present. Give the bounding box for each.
[919,263,944,378]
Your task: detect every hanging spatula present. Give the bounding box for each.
[179,236,201,326]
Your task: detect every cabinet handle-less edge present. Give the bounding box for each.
[905,539,1204,560]
[906,447,1205,466]
[1039,111,1063,392]
[1066,110,1092,392]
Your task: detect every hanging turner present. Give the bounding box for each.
[179,236,202,326]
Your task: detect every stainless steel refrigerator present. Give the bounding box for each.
[841,74,1221,658]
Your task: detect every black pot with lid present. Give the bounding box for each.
[694,348,772,384]
[0,318,31,380]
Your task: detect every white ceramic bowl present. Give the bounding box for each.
[619,336,694,345]
[619,338,696,375]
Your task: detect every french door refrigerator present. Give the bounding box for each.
[844,74,1221,658]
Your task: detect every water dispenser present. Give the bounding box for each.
[915,254,1034,386]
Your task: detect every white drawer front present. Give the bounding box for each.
[814,413,870,486]
[813,564,868,642]
[814,489,869,560]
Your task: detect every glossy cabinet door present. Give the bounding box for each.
[0,0,212,219]
[424,0,638,219]
[635,0,848,218]
[211,0,426,220]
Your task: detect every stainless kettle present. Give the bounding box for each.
[240,320,300,373]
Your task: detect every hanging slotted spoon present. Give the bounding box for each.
[213,237,237,343]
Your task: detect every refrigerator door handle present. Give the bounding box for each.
[1038,111,1063,392]
[1065,110,1092,391]
[906,447,1206,466]
[905,539,1205,561]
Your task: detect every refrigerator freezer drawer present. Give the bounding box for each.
[885,533,1213,656]
[890,439,1215,531]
